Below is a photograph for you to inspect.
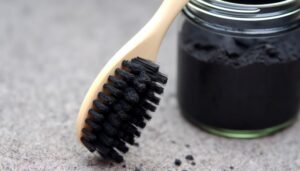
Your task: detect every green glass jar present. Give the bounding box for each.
[177,0,300,138]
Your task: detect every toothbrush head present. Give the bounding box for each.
[79,57,167,163]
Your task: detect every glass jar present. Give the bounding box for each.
[177,0,300,138]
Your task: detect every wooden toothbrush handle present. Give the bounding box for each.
[144,0,190,44]
[112,0,190,62]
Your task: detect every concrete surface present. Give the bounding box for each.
[0,0,300,170]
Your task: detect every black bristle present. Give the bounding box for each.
[117,129,135,144]
[98,92,115,106]
[143,113,152,120]
[108,76,127,89]
[131,117,146,128]
[117,130,125,138]
[154,72,168,84]
[136,71,151,84]
[89,109,105,122]
[132,57,159,72]
[115,111,129,121]
[112,102,123,112]
[119,100,132,112]
[81,57,167,163]
[109,150,124,163]
[104,84,122,98]
[107,114,122,128]
[132,121,146,129]
[93,100,109,113]
[102,122,118,136]
[114,140,129,153]
[85,119,102,130]
[131,107,146,116]
[132,107,152,120]
[122,60,144,74]
[124,88,139,104]
[148,72,168,85]
[116,69,135,82]
[98,133,115,147]
[121,133,135,145]
[146,92,160,104]
[149,82,164,94]
[122,123,140,137]
[142,101,156,112]
[82,128,97,142]
[133,80,147,93]
[113,100,132,112]
[95,143,111,157]
[81,137,96,152]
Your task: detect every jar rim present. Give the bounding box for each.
[184,0,300,36]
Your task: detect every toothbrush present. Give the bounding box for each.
[77,0,189,163]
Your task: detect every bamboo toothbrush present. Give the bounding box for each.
[77,0,189,163]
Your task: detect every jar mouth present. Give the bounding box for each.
[184,0,300,36]
[224,0,287,5]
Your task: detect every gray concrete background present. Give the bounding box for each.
[0,0,299,170]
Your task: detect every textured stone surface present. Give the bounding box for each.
[0,0,299,170]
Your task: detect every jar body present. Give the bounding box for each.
[177,14,300,138]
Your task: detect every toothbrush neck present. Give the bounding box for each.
[134,0,189,59]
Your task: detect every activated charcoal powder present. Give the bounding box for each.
[177,0,300,138]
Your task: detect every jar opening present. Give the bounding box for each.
[225,0,285,4]
[184,0,300,36]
